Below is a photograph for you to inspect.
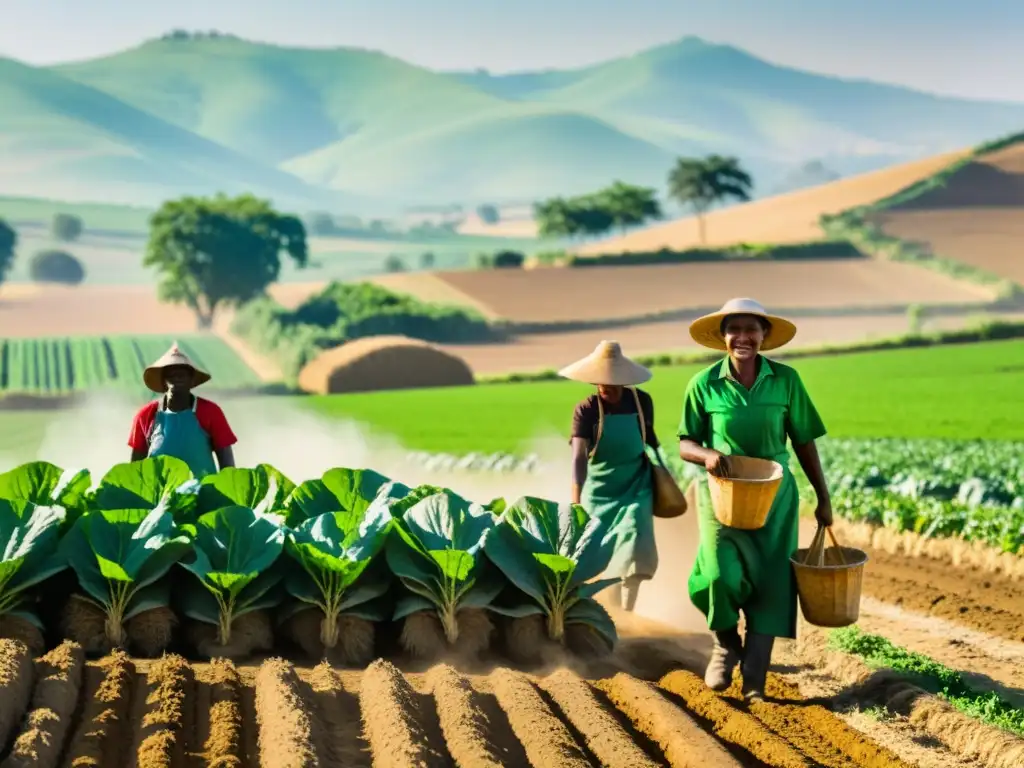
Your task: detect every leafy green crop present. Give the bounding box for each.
[0,461,91,531]
[0,499,68,627]
[484,496,619,647]
[830,626,1024,736]
[385,489,502,643]
[91,456,200,520]
[284,467,397,527]
[61,507,192,646]
[195,464,295,520]
[179,505,286,646]
[283,499,393,648]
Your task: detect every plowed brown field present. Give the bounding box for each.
[875,143,1024,285]
[576,151,968,255]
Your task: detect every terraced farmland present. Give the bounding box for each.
[0,335,261,395]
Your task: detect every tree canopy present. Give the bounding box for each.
[667,155,753,243]
[0,219,16,288]
[533,181,661,239]
[51,213,84,242]
[144,194,307,329]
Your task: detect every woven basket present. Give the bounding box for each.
[706,455,783,530]
[792,525,868,627]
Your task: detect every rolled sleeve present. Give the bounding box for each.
[786,372,827,446]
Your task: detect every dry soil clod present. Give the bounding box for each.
[658,670,812,768]
[399,609,494,661]
[282,610,375,666]
[188,613,274,660]
[126,607,177,658]
[0,639,35,752]
[426,664,507,768]
[359,659,451,768]
[0,615,46,658]
[135,653,193,768]
[594,671,737,768]
[489,667,593,768]
[61,649,135,767]
[254,658,319,768]
[2,641,85,768]
[59,595,110,655]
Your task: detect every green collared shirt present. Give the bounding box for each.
[677,355,827,460]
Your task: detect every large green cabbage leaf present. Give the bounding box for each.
[484,496,619,647]
[195,464,294,520]
[61,507,192,647]
[0,499,68,628]
[282,496,394,648]
[283,467,396,527]
[91,457,199,520]
[178,505,285,645]
[385,490,503,643]
[0,461,91,531]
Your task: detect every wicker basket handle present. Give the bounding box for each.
[825,525,847,565]
[803,524,847,566]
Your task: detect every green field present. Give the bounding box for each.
[0,335,261,396]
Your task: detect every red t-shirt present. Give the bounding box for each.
[128,397,238,452]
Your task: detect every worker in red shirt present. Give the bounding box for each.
[128,343,237,478]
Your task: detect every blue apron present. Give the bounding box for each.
[147,397,219,479]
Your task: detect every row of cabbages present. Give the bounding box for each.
[0,457,618,664]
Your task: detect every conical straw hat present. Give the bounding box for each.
[558,341,652,386]
[688,298,797,352]
[143,342,211,393]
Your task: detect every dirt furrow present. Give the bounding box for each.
[736,674,911,768]
[0,639,34,754]
[540,669,663,768]
[61,650,134,767]
[658,670,811,768]
[254,659,318,768]
[235,670,259,768]
[133,655,193,768]
[595,671,737,767]
[359,659,451,768]
[1,641,84,768]
[425,664,509,767]
[489,667,593,768]
[304,663,370,767]
[195,659,243,768]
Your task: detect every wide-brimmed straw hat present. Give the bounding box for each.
[688,298,797,352]
[143,342,211,393]
[558,341,652,386]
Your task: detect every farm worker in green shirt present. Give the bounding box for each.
[677,298,833,700]
[128,343,238,479]
[561,340,666,612]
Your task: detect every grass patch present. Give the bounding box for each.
[564,239,863,266]
[829,626,1024,737]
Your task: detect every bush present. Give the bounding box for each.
[51,213,83,242]
[305,212,337,236]
[566,240,863,267]
[492,250,525,268]
[384,255,406,273]
[30,250,85,285]
[477,204,500,224]
[420,252,436,269]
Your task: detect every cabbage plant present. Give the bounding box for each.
[385,490,503,643]
[91,457,199,521]
[179,505,286,645]
[0,461,91,531]
[0,499,68,627]
[284,467,397,527]
[195,465,295,520]
[484,496,619,647]
[61,507,192,646]
[282,497,394,648]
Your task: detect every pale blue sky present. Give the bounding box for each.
[3,0,1021,101]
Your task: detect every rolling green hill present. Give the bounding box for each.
[3,33,1023,208]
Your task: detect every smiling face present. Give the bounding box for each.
[721,313,769,363]
[162,364,195,393]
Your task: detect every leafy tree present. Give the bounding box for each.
[420,251,436,269]
[477,204,500,224]
[667,155,753,243]
[534,197,579,238]
[492,250,525,268]
[145,194,307,329]
[51,213,84,242]
[594,181,662,233]
[31,250,85,285]
[0,219,15,289]
[305,212,337,236]
[384,254,406,273]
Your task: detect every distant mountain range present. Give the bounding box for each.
[2,32,1023,213]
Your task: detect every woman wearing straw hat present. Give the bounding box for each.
[127,343,238,478]
[560,340,665,612]
[678,298,832,701]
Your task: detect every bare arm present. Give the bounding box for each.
[679,438,729,476]
[792,439,832,524]
[570,438,589,504]
[215,446,236,470]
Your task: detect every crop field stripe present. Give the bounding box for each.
[61,649,134,767]
[425,664,507,768]
[254,658,319,768]
[593,672,737,767]
[196,659,244,768]
[540,670,664,768]
[489,668,593,768]
[829,626,1024,736]
[0,639,35,754]
[304,663,370,767]
[2,641,85,768]
[359,660,451,768]
[135,654,193,768]
[656,670,811,768]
